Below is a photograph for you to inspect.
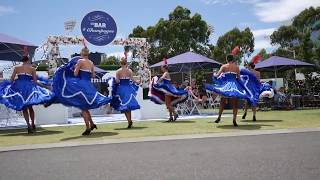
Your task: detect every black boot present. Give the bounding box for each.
[90,124,98,131]
[32,124,36,132]
[166,117,174,122]
[127,121,133,129]
[173,114,179,121]
[233,120,238,127]
[253,116,256,122]
[27,126,33,134]
[82,129,91,136]
[242,113,247,119]
[215,118,221,123]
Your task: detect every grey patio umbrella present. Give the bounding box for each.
[150,51,221,82]
[0,33,37,62]
[255,56,315,78]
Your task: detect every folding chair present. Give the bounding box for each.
[206,90,220,112]
[211,95,221,111]
[187,94,201,115]
[176,102,189,116]
[0,105,22,128]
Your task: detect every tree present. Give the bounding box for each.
[100,56,120,65]
[270,26,300,48]
[259,48,270,60]
[299,31,314,63]
[292,7,320,32]
[212,27,254,64]
[129,6,213,65]
[270,6,320,71]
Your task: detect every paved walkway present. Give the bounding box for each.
[0,130,320,180]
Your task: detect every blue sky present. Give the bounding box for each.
[0,0,319,59]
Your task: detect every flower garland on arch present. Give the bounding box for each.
[113,38,151,88]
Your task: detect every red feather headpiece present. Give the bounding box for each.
[163,57,168,65]
[251,54,261,64]
[231,46,240,56]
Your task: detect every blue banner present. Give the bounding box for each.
[81,11,117,46]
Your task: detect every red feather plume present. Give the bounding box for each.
[252,54,261,64]
[231,46,240,56]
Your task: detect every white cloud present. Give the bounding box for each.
[201,0,320,23]
[201,0,259,5]
[252,27,276,49]
[254,38,273,49]
[0,5,15,16]
[252,28,275,37]
[254,0,320,23]
[201,0,229,5]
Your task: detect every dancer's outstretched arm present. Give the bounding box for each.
[115,70,120,83]
[236,67,240,79]
[159,72,169,82]
[74,61,81,76]
[215,65,225,77]
[10,67,17,81]
[32,68,37,83]
[129,70,140,84]
[91,62,95,78]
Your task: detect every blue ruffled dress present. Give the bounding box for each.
[37,75,53,87]
[205,72,248,99]
[153,79,188,97]
[111,78,140,113]
[52,56,111,110]
[260,82,272,92]
[0,73,55,111]
[149,76,188,106]
[239,69,262,106]
[259,82,274,99]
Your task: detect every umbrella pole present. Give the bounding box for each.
[189,70,192,84]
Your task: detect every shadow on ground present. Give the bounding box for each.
[114,126,148,130]
[217,124,273,130]
[60,131,119,141]
[0,128,63,136]
[241,119,283,123]
[161,120,196,124]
